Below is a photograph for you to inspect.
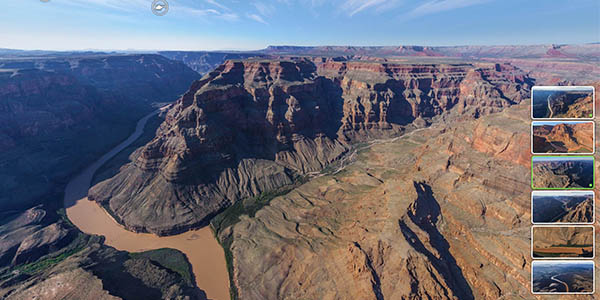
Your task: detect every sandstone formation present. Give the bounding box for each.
[532,194,594,224]
[221,104,534,299]
[549,91,594,119]
[0,207,74,267]
[532,122,594,153]
[0,235,203,300]
[89,58,532,235]
[532,159,594,189]
[559,199,594,223]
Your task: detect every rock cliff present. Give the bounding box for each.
[222,104,534,299]
[0,54,200,211]
[89,58,532,235]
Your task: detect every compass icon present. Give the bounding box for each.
[151,0,169,16]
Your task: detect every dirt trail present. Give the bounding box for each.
[63,108,230,300]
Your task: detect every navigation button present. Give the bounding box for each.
[151,0,169,16]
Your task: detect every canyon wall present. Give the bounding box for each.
[89,58,532,235]
[225,104,535,299]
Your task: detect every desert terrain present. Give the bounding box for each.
[532,88,594,119]
[532,261,594,294]
[532,226,594,258]
[532,121,594,154]
[1,44,599,299]
[532,157,595,189]
[532,191,594,224]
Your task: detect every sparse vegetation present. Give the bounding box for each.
[210,176,308,300]
[210,177,306,235]
[129,248,194,285]
[0,233,88,280]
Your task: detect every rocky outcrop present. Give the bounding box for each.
[532,159,594,189]
[548,91,594,118]
[89,58,532,235]
[2,268,120,300]
[0,207,74,267]
[0,236,203,300]
[559,199,593,223]
[532,226,594,248]
[222,104,534,299]
[532,122,594,153]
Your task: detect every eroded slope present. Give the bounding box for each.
[89,58,532,235]
[222,104,533,299]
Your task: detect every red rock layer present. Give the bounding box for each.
[89,58,532,235]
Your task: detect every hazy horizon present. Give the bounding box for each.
[2,42,600,53]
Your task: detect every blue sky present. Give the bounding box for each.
[532,191,594,196]
[533,260,593,267]
[2,0,599,50]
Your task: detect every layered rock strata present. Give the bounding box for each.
[223,104,535,299]
[90,58,532,235]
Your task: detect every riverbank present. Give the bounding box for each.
[63,109,230,300]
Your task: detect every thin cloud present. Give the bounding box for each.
[253,2,276,16]
[407,0,491,18]
[205,0,232,11]
[341,0,401,17]
[247,13,268,24]
[178,6,239,21]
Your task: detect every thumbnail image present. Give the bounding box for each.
[531,121,594,154]
[531,156,594,189]
[531,86,594,119]
[532,191,594,224]
[532,226,594,258]
[532,260,594,294]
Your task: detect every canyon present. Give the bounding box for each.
[548,91,594,119]
[88,58,532,236]
[1,44,599,300]
[532,226,594,258]
[0,54,202,300]
[218,102,534,299]
[0,54,200,212]
[532,193,594,224]
[532,158,595,189]
[532,122,594,154]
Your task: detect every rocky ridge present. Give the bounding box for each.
[0,54,200,212]
[220,104,535,299]
[532,226,594,249]
[532,159,594,189]
[89,58,532,235]
[559,199,594,223]
[548,91,594,118]
[532,122,594,153]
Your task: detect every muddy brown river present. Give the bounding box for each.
[63,109,230,300]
